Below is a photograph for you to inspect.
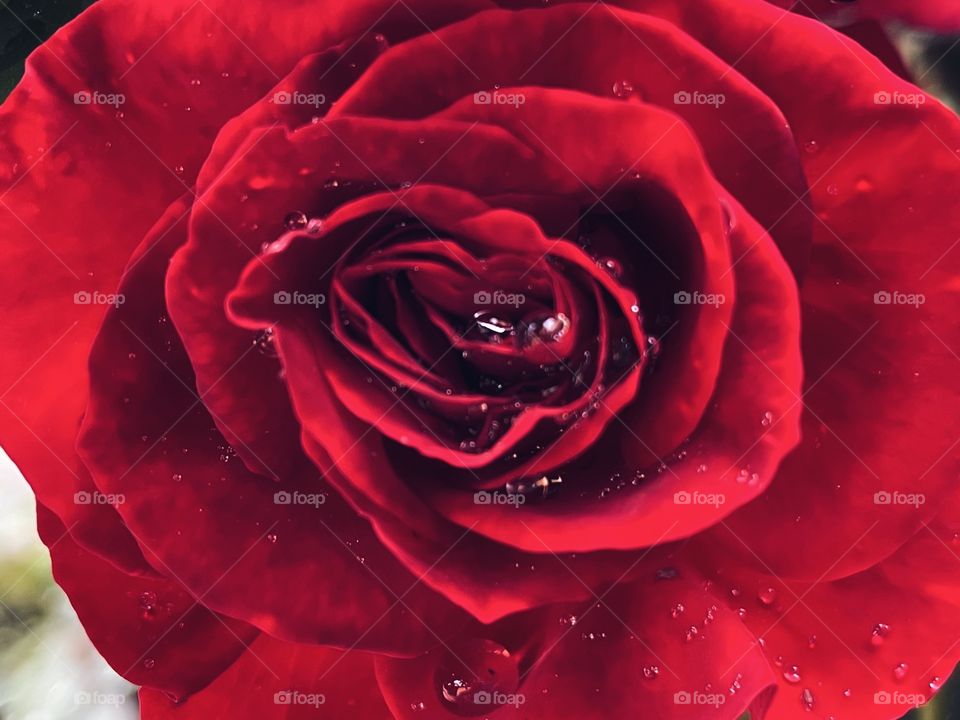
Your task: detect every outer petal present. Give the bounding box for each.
[682,504,960,719]
[140,635,392,719]
[376,570,777,719]
[0,0,487,572]
[37,505,256,699]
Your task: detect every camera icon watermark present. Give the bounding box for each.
[74,490,125,506]
[874,690,926,707]
[673,490,725,508]
[472,690,526,708]
[74,90,126,107]
[873,490,925,508]
[75,691,126,706]
[473,90,526,108]
[873,90,926,108]
[673,90,726,108]
[273,91,326,107]
[873,290,925,308]
[674,290,725,307]
[674,691,726,707]
[473,289,526,308]
[273,290,326,307]
[274,690,325,707]
[274,490,326,508]
[74,290,125,307]
[474,490,526,507]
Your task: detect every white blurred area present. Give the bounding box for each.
[0,450,136,719]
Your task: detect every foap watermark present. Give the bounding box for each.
[874,691,926,707]
[674,290,726,307]
[874,490,925,508]
[674,490,725,508]
[273,90,326,108]
[274,290,326,307]
[473,690,526,708]
[274,490,326,508]
[874,90,926,108]
[274,691,325,708]
[674,90,726,108]
[474,289,526,308]
[74,90,125,107]
[74,490,125,506]
[674,691,726,707]
[473,90,525,108]
[75,692,126,706]
[873,290,925,308]
[74,290,125,307]
[474,490,526,507]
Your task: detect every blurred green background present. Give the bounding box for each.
[1,1,959,718]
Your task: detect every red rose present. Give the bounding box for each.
[2,1,959,718]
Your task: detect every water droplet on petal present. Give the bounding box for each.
[761,410,774,427]
[266,533,278,543]
[800,687,815,711]
[684,626,699,642]
[929,676,943,692]
[758,586,778,606]
[436,639,518,717]
[642,665,660,680]
[143,658,156,669]
[599,257,623,278]
[283,211,308,230]
[826,183,839,197]
[670,603,685,619]
[870,623,890,646]
[783,665,801,684]
[804,140,819,154]
[612,80,635,99]
[892,662,908,682]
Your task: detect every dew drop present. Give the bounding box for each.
[761,410,774,427]
[758,586,778,606]
[599,257,623,278]
[436,639,518,717]
[929,676,943,692]
[684,626,699,642]
[266,533,278,544]
[283,211,308,230]
[800,687,815,711]
[783,665,801,684]
[870,623,890,646]
[642,665,660,680]
[826,183,839,197]
[803,140,819,154]
[612,80,635,99]
[892,662,908,682]
[171,473,183,483]
[670,602,685,619]
[143,658,156,669]
[306,217,325,234]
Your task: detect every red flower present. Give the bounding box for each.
[1,1,959,718]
